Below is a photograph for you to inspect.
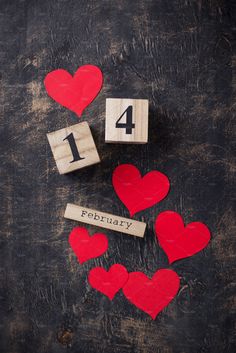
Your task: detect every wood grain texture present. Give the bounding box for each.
[64,203,146,237]
[0,1,235,353]
[105,98,148,143]
[47,122,100,174]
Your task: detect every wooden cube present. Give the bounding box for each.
[47,122,100,174]
[105,98,149,144]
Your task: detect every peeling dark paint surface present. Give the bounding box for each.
[0,0,235,352]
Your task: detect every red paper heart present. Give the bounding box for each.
[88,264,129,300]
[44,65,103,117]
[123,269,180,319]
[112,164,170,217]
[69,227,108,264]
[155,211,211,264]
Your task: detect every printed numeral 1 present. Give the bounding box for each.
[63,133,85,163]
[115,106,135,134]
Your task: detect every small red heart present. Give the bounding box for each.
[123,269,180,319]
[69,227,108,264]
[155,211,211,264]
[112,164,170,217]
[44,65,103,117]
[88,264,129,300]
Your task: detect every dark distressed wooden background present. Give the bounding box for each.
[0,0,235,352]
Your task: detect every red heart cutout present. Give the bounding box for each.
[155,211,211,264]
[88,264,129,300]
[44,65,103,117]
[112,164,170,217]
[69,227,108,264]
[123,269,180,319]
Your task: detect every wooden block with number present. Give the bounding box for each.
[47,122,100,174]
[105,98,149,144]
[64,203,146,238]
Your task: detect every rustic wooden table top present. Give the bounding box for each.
[0,1,235,352]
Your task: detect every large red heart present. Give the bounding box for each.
[88,264,129,300]
[155,211,211,264]
[69,227,108,264]
[123,269,180,319]
[112,164,170,217]
[44,65,103,117]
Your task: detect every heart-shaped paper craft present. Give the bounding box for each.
[112,164,170,217]
[155,211,211,264]
[88,264,129,300]
[123,269,180,319]
[69,227,108,264]
[44,65,103,117]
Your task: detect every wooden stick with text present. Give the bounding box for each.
[64,204,146,238]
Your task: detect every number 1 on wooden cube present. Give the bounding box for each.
[47,122,100,174]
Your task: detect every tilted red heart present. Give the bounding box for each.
[69,227,108,264]
[44,64,103,117]
[112,164,170,217]
[88,264,129,300]
[155,211,211,264]
[123,269,180,319]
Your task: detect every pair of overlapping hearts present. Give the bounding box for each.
[69,164,211,319]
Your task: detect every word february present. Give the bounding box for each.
[64,204,146,238]
[81,210,132,230]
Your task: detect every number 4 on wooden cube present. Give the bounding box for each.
[47,122,100,174]
[105,98,149,144]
